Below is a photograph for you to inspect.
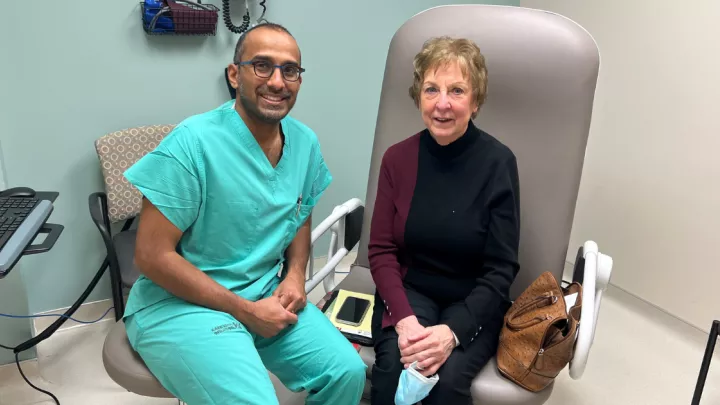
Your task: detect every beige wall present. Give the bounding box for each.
[520,0,720,332]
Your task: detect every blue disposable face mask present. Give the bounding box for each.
[394,362,439,405]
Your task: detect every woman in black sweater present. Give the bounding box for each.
[368,36,521,405]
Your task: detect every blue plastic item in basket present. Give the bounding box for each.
[143,0,174,32]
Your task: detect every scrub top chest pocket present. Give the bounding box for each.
[283,192,313,249]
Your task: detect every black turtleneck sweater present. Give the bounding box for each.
[368,120,521,348]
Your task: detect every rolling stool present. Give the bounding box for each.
[102,320,183,404]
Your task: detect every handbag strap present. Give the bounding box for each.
[506,293,558,331]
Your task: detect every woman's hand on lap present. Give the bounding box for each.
[400,325,456,376]
[395,316,430,353]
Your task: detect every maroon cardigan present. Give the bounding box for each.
[368,134,421,329]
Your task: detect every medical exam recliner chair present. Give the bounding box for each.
[99,5,612,405]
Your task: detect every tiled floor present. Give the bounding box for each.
[1,255,719,405]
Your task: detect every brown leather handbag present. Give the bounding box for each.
[496,271,583,392]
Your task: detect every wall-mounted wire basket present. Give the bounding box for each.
[141,0,219,36]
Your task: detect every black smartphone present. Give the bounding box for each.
[335,297,371,327]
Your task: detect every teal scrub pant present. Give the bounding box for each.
[125,281,367,405]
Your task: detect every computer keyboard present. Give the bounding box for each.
[0,197,53,275]
[0,197,40,245]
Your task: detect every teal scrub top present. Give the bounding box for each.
[122,100,332,318]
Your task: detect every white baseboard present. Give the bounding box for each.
[32,299,114,337]
[564,258,715,338]
[0,301,113,382]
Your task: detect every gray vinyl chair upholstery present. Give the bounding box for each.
[103,321,176,398]
[332,5,599,405]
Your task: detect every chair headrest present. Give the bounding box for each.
[355,5,600,298]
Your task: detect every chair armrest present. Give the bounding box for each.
[569,240,613,379]
[310,198,364,246]
[88,192,113,251]
[306,198,364,294]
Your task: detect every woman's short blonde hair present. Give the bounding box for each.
[409,37,488,119]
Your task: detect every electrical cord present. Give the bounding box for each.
[15,352,60,405]
[0,306,114,324]
[0,305,112,405]
[222,0,251,34]
[14,258,109,354]
[0,257,111,405]
[0,346,62,404]
[258,0,268,23]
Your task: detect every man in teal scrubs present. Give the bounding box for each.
[122,23,366,405]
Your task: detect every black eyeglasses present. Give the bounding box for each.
[236,60,305,82]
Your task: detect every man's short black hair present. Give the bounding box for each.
[232,23,299,64]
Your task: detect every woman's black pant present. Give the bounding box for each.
[370,285,503,405]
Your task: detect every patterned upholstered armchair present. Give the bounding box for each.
[89,125,175,321]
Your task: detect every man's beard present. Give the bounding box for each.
[238,82,293,124]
